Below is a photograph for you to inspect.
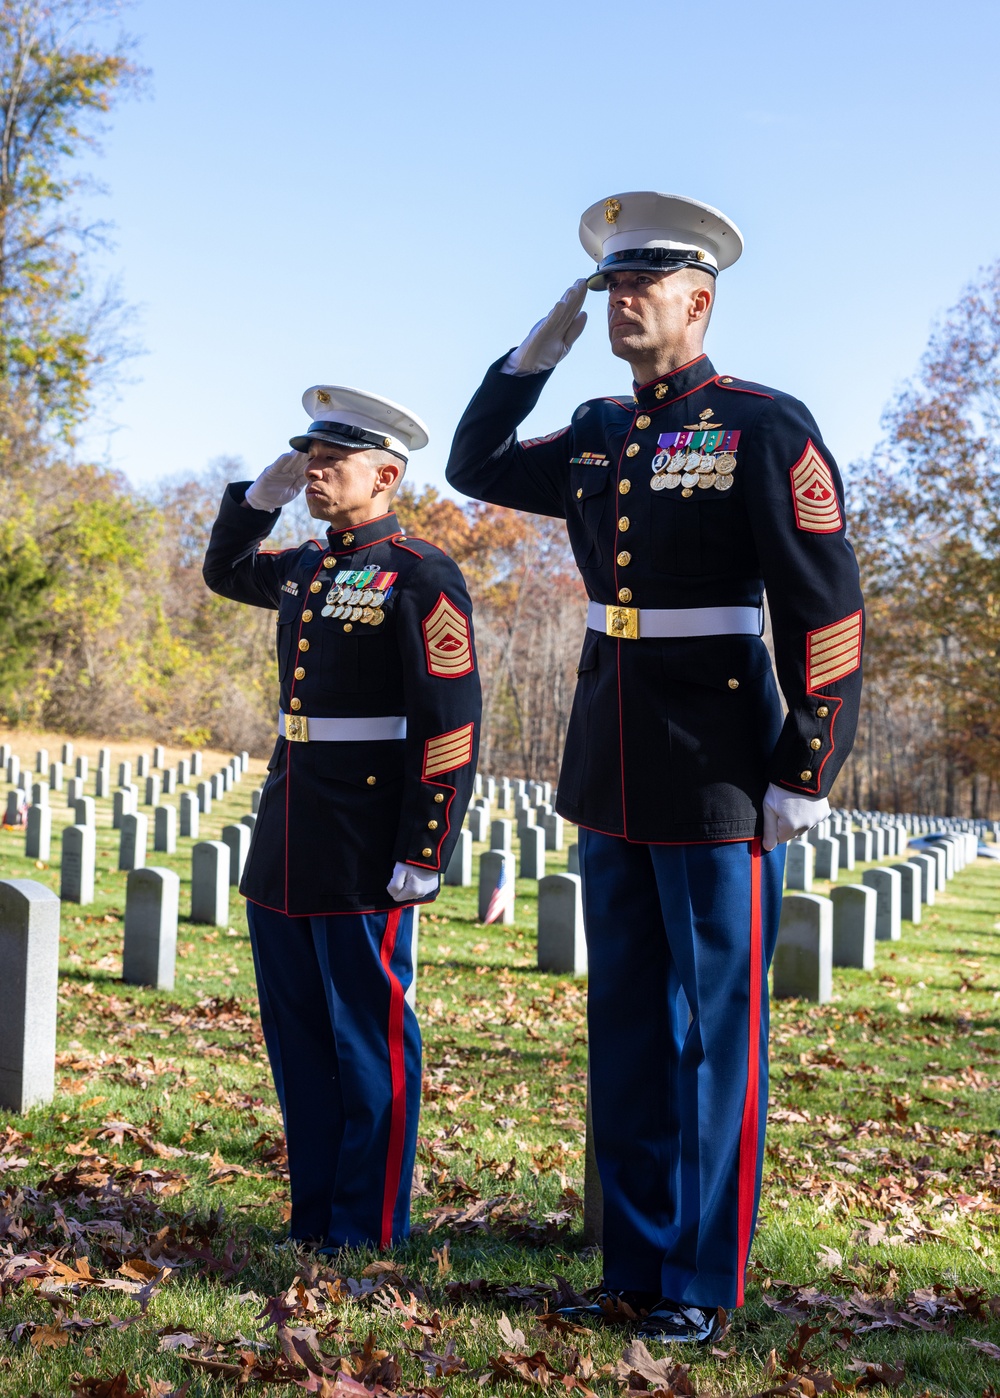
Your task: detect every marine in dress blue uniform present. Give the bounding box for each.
[204,386,481,1250]
[446,193,864,1340]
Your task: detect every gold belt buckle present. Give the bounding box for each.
[285,714,309,742]
[606,604,639,639]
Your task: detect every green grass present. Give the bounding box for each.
[0,780,999,1397]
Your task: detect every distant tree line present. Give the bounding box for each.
[0,2,995,813]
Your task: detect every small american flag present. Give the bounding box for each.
[484,858,510,924]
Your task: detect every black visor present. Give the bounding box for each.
[289,419,407,462]
[587,247,719,291]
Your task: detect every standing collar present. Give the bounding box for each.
[324,511,401,555]
[632,354,717,411]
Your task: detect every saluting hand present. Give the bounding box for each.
[387,861,440,903]
[244,450,310,512]
[762,783,831,853]
[502,279,589,376]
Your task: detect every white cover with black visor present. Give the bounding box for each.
[580,191,744,291]
[290,385,430,462]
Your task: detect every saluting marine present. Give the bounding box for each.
[447,193,863,1342]
[204,386,481,1251]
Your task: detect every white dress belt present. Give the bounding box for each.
[586,601,763,639]
[279,712,407,742]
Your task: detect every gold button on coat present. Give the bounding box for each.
[344,622,353,632]
[618,587,632,603]
[619,479,631,494]
[294,666,305,680]
[810,738,822,750]
[421,847,433,858]
[800,770,813,781]
[301,609,313,622]
[323,557,335,568]
[728,678,739,689]
[626,443,640,458]
[618,516,630,531]
[433,793,445,803]
[636,414,651,429]
[576,487,583,499]
[310,580,322,593]
[290,697,301,711]
[721,377,734,384]
[427,819,438,830]
[817,705,829,717]
[617,550,631,566]
[682,488,693,497]
[298,638,309,652]
[366,776,376,786]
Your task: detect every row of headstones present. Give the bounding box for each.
[2,746,252,822]
[847,809,1000,841]
[786,817,910,889]
[772,831,977,1001]
[8,758,255,865]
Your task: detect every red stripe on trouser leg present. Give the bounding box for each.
[736,838,763,1306]
[378,908,407,1248]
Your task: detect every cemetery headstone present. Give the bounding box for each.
[785,839,814,892]
[98,747,111,772]
[191,752,203,776]
[177,758,190,786]
[6,755,20,786]
[94,768,109,798]
[66,776,83,807]
[251,787,262,814]
[490,818,512,853]
[118,761,132,788]
[537,873,587,975]
[773,893,833,1002]
[892,862,922,923]
[221,823,251,885]
[73,796,95,828]
[813,835,839,881]
[75,754,88,780]
[834,830,855,871]
[123,867,180,990]
[191,841,229,925]
[478,850,513,925]
[118,812,148,871]
[61,824,95,904]
[144,774,161,807]
[136,754,149,778]
[861,867,901,941]
[445,829,472,886]
[48,762,63,793]
[567,843,580,875]
[0,879,60,1111]
[162,768,176,795]
[466,806,488,842]
[196,780,212,815]
[210,773,223,801]
[0,742,9,767]
[241,813,257,833]
[25,806,52,861]
[154,804,177,854]
[30,782,49,807]
[153,745,165,769]
[519,824,546,880]
[240,751,249,773]
[179,792,199,838]
[112,786,136,830]
[35,749,48,774]
[830,884,876,969]
[853,829,873,863]
[542,811,564,852]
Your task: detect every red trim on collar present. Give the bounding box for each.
[634,353,709,393]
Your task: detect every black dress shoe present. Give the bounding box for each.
[636,1300,726,1345]
[556,1289,659,1322]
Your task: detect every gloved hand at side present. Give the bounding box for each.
[387,861,440,903]
[244,450,310,512]
[762,783,831,852]
[502,280,589,376]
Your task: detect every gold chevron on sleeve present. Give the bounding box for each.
[806,610,862,692]
[790,440,843,533]
[423,594,474,678]
[422,723,475,779]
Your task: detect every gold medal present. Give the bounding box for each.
[359,589,374,605]
[370,590,385,607]
[697,472,717,489]
[681,472,699,488]
[697,457,715,474]
[664,473,682,489]
[370,608,385,626]
[351,605,364,620]
[650,474,668,491]
[714,474,734,491]
[715,452,736,474]
[360,606,374,623]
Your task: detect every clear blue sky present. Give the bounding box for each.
[77,0,1000,498]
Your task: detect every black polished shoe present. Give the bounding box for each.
[556,1288,659,1323]
[637,1300,727,1345]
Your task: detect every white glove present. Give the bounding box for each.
[387,861,440,903]
[501,280,588,376]
[762,782,830,853]
[244,450,310,512]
